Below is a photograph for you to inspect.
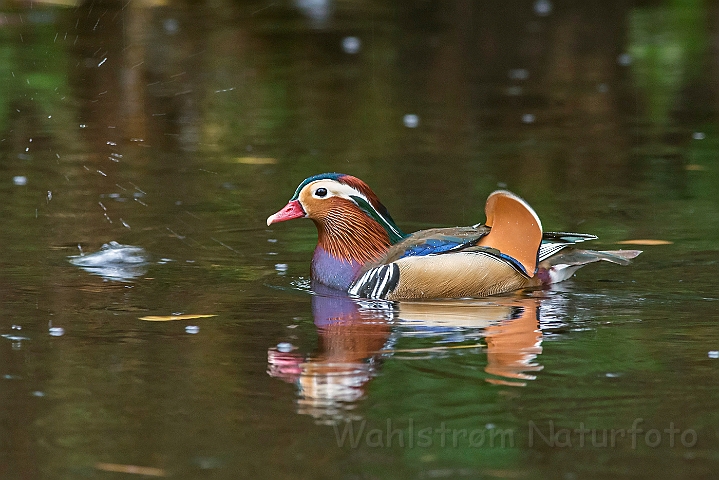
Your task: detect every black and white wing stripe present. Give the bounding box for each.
[538,243,569,262]
[539,232,598,262]
[348,264,400,299]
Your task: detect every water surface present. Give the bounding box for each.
[1,1,719,479]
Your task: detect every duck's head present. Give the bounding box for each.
[267,173,405,263]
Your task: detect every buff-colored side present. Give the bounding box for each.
[386,252,538,300]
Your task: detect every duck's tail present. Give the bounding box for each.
[537,249,642,284]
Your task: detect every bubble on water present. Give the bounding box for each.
[49,327,64,337]
[275,263,288,274]
[79,124,87,128]
[267,238,278,243]
[403,114,419,128]
[276,342,295,353]
[185,325,200,334]
[522,113,536,124]
[534,0,552,16]
[13,176,27,186]
[617,53,632,66]
[692,132,705,140]
[708,350,719,359]
[11,325,21,330]
[32,391,45,397]
[342,36,361,54]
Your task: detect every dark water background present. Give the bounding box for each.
[1,0,719,478]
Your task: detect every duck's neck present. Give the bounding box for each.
[311,215,391,291]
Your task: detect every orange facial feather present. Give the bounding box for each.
[313,198,391,264]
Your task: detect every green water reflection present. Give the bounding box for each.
[1,1,719,479]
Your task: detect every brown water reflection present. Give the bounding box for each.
[269,291,544,422]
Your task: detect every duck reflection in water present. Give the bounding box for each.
[268,284,544,422]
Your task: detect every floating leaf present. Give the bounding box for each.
[139,314,217,322]
[616,239,673,245]
[235,157,277,165]
[95,463,166,476]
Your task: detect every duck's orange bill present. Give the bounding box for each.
[267,200,306,226]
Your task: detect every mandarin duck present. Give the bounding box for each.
[267,173,641,300]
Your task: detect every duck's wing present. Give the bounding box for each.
[374,225,492,265]
[538,232,598,262]
[366,191,546,277]
[476,190,543,277]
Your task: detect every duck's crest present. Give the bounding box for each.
[291,172,344,200]
[297,172,406,243]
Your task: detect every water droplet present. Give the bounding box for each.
[13,176,27,186]
[506,86,523,96]
[508,68,529,80]
[49,327,64,337]
[342,36,361,54]
[534,0,552,16]
[164,18,179,34]
[185,325,200,334]
[617,53,632,66]
[403,114,419,128]
[277,342,295,352]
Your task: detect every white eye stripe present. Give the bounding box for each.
[306,180,368,204]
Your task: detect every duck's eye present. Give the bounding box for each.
[315,187,328,198]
